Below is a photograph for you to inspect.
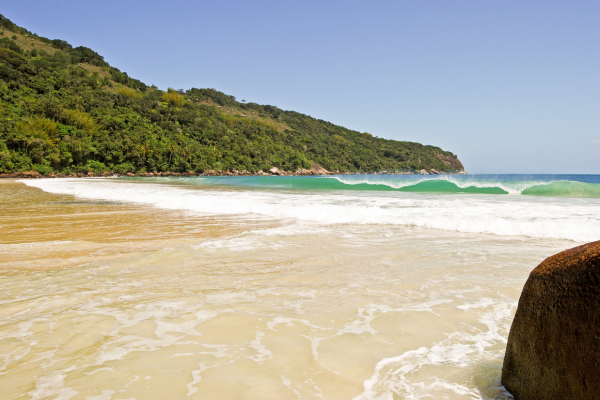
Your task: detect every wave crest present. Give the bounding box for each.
[19,178,600,242]
[329,177,600,198]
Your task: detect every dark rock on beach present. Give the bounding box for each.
[502,240,600,400]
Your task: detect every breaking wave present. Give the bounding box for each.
[154,175,600,198]
[20,177,600,242]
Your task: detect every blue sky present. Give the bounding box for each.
[4,1,599,173]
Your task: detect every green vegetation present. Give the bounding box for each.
[0,14,464,175]
[161,88,184,107]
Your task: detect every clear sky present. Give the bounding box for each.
[4,1,599,173]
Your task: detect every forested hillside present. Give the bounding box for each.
[0,14,465,175]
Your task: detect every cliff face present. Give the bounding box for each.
[0,14,465,175]
[437,154,465,172]
[502,240,600,400]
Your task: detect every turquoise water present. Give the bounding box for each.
[150,174,600,198]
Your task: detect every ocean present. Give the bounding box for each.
[1,174,599,399]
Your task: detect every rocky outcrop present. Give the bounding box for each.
[1,165,469,179]
[502,240,600,400]
[437,154,465,173]
[310,162,330,175]
[269,167,287,176]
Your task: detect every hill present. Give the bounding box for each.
[0,14,465,176]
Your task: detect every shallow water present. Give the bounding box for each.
[1,177,594,399]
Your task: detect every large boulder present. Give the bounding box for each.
[269,167,287,176]
[295,168,312,175]
[502,240,600,399]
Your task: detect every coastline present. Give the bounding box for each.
[0,167,467,179]
[0,178,578,399]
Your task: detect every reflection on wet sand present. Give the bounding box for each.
[1,181,280,270]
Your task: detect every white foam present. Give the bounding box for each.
[187,362,215,396]
[330,175,555,194]
[354,300,516,400]
[247,332,273,363]
[20,178,600,242]
[281,375,302,396]
[28,370,78,400]
[85,301,216,365]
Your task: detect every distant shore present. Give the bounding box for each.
[1,167,467,179]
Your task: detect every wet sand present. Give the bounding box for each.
[0,180,573,399]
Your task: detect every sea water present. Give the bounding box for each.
[1,175,599,399]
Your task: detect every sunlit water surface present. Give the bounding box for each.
[1,177,596,399]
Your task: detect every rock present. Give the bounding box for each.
[268,167,288,176]
[126,172,135,177]
[436,153,465,171]
[310,162,330,175]
[101,171,111,177]
[502,240,600,400]
[418,169,429,175]
[295,168,312,175]
[21,171,39,178]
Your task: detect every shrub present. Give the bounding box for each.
[63,109,96,133]
[117,87,142,99]
[161,88,184,107]
[50,39,72,51]
[0,48,27,67]
[15,118,59,146]
[86,159,107,173]
[71,46,106,66]
[113,162,135,174]
[0,37,21,53]
[32,163,54,175]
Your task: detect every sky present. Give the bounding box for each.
[3,1,599,173]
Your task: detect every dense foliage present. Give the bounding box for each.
[0,14,463,175]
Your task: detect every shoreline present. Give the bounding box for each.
[0,167,467,179]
